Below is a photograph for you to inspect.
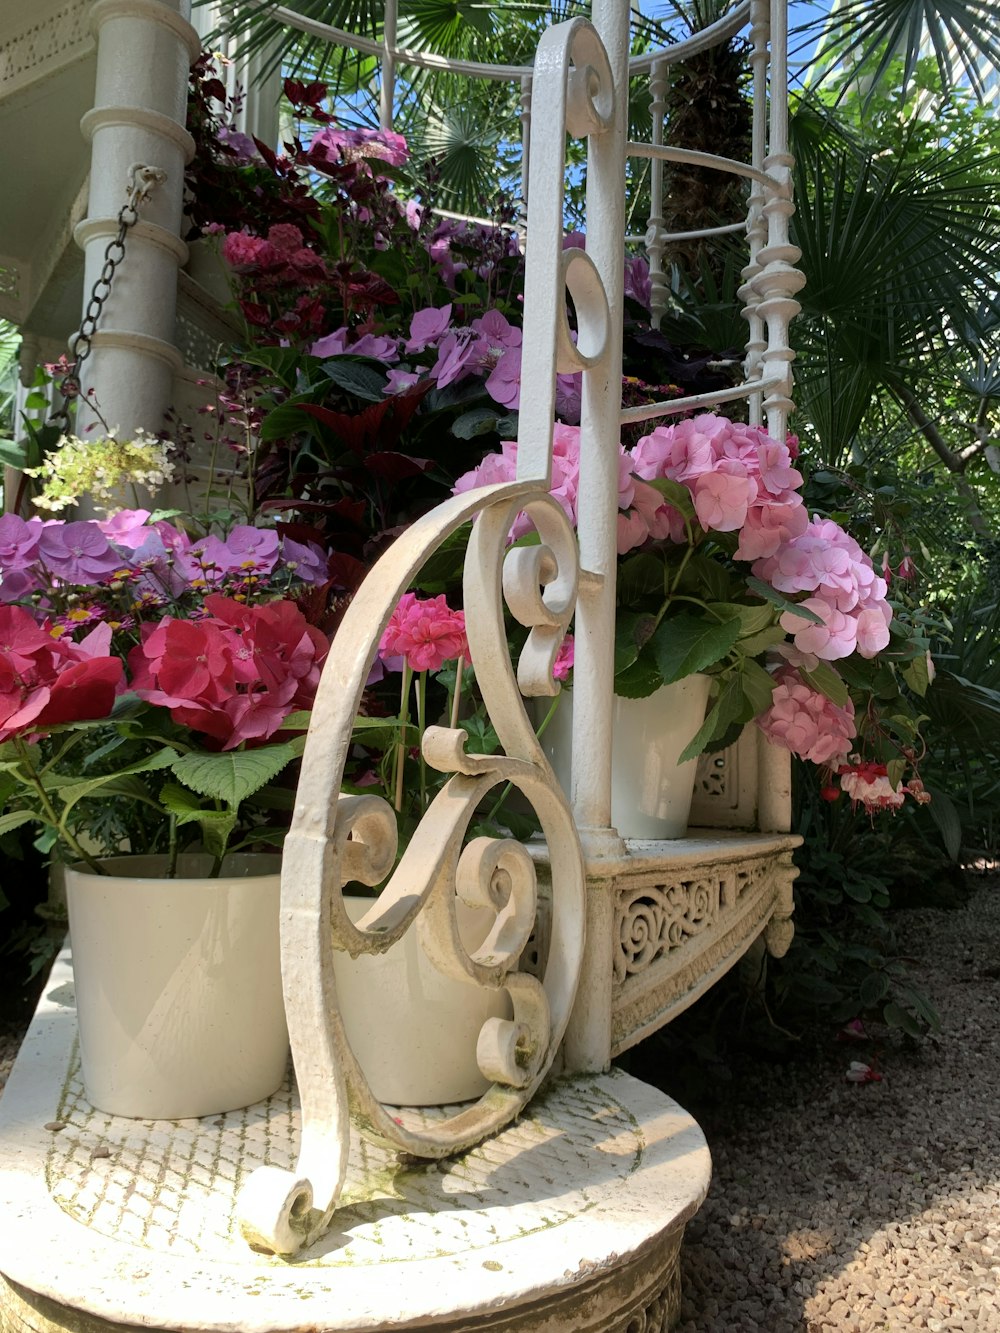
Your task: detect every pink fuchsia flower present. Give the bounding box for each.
[406,304,452,353]
[379,592,468,673]
[845,1061,882,1084]
[755,666,856,766]
[553,634,575,681]
[838,759,910,813]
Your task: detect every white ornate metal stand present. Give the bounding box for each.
[0,1,805,1327]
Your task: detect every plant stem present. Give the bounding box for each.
[450,655,465,728]
[393,664,412,813]
[167,814,178,879]
[13,738,106,875]
[416,671,427,814]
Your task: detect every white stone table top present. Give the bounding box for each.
[0,951,711,1331]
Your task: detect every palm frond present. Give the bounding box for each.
[801,0,1000,103]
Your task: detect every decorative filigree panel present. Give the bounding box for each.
[0,0,92,95]
[614,861,775,983]
[610,844,799,1056]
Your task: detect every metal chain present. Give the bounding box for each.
[54,164,167,427]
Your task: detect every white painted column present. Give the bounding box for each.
[73,0,200,441]
[570,0,629,864]
[739,0,770,427]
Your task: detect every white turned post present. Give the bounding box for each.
[571,0,628,863]
[755,0,804,443]
[73,0,199,442]
[380,0,398,131]
[645,58,667,331]
[739,0,770,427]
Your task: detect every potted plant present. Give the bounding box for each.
[453,411,933,835]
[0,491,332,1119]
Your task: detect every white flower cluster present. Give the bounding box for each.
[26,429,176,514]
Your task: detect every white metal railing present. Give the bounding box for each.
[234,0,801,1257]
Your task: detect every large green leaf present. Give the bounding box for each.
[57,750,178,812]
[159,783,238,861]
[650,612,741,684]
[171,745,297,809]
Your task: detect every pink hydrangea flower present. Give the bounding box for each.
[379,592,468,673]
[406,304,452,354]
[756,666,856,766]
[486,347,522,409]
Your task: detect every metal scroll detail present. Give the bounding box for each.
[237,18,612,1257]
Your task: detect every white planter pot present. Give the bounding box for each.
[65,854,289,1120]
[538,675,713,839]
[332,895,513,1105]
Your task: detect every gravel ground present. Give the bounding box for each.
[676,872,1000,1332]
[1,877,998,1332]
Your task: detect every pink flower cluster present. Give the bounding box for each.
[453,425,673,555]
[129,595,328,749]
[0,606,122,743]
[379,592,468,673]
[222,224,328,283]
[754,518,891,660]
[755,666,856,766]
[631,413,807,558]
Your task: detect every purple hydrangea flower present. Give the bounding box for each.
[37,522,122,583]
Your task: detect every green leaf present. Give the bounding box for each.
[901,652,932,697]
[450,407,504,440]
[170,745,296,809]
[859,971,890,1008]
[650,613,741,684]
[746,577,824,624]
[614,609,657,674]
[707,601,775,637]
[0,810,37,837]
[678,675,747,762]
[800,661,851,708]
[643,476,696,520]
[925,786,962,861]
[616,552,665,606]
[882,1001,923,1037]
[159,783,237,860]
[842,877,873,903]
[736,625,787,657]
[613,656,664,699]
[58,749,178,811]
[320,358,388,401]
[738,659,778,716]
[0,438,28,470]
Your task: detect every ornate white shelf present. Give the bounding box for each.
[0,952,710,1333]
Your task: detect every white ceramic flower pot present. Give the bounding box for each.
[538,675,713,839]
[65,854,289,1120]
[332,895,513,1105]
